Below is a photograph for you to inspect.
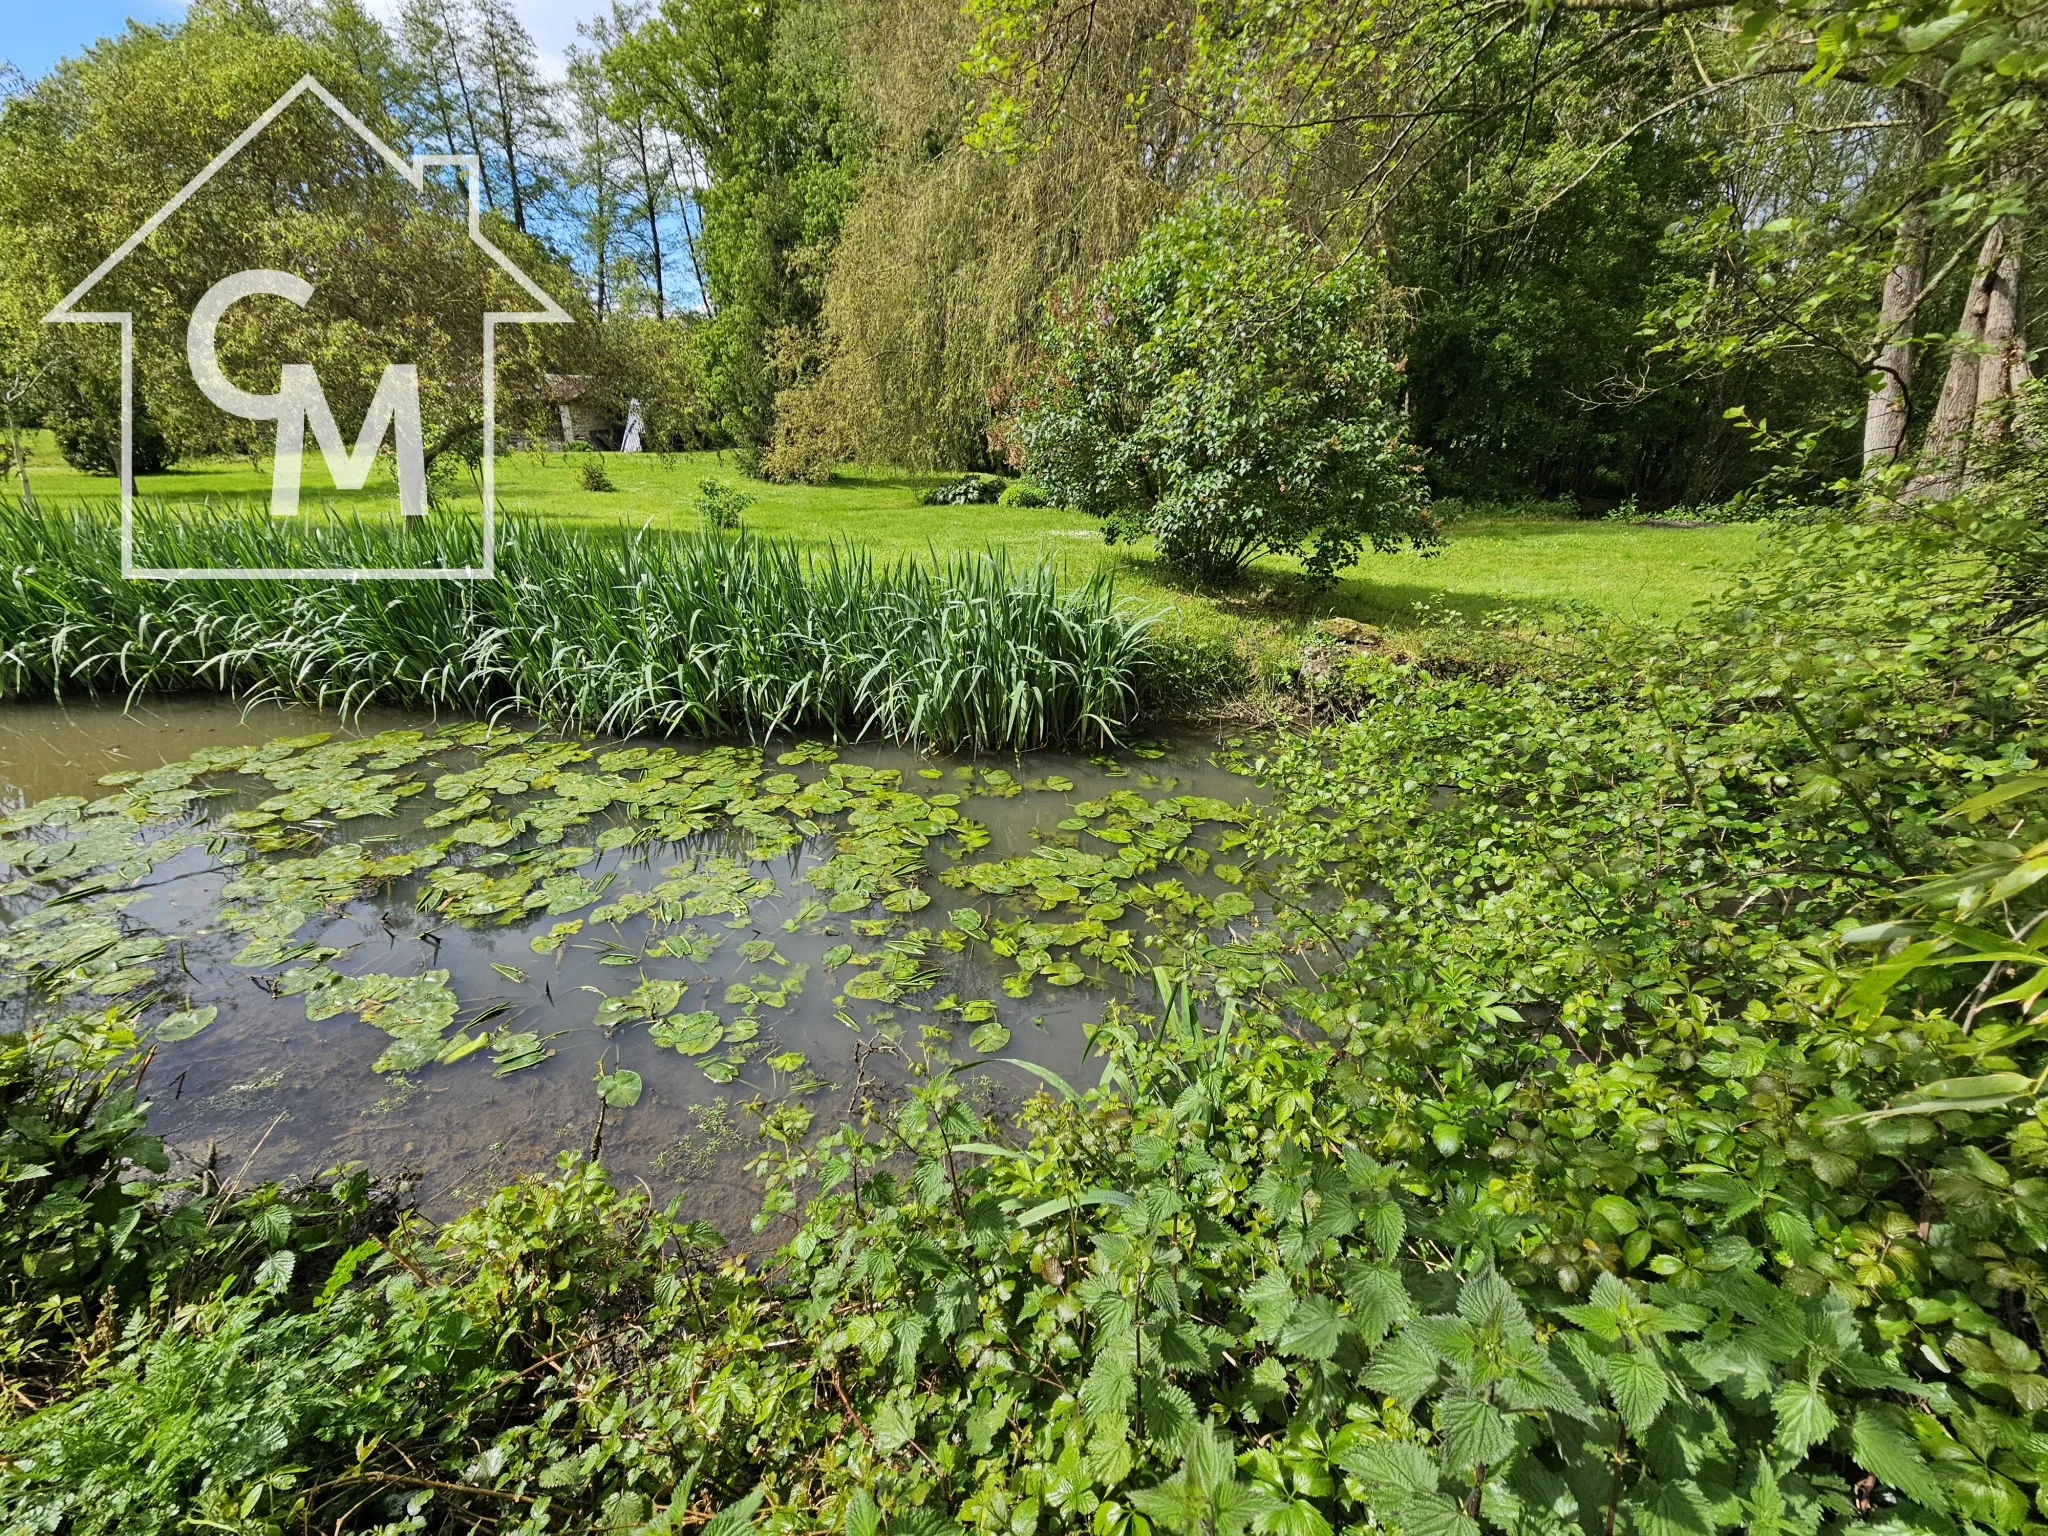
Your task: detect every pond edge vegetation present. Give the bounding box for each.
[2,492,2046,1534]
[0,502,1185,753]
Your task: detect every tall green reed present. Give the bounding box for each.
[0,500,1160,750]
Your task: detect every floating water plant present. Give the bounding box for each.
[0,721,1260,1109]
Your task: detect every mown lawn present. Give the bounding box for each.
[10,432,1758,638]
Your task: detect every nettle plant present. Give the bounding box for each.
[733,932,2048,1536]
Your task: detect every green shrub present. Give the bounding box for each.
[0,1006,389,1410]
[45,379,172,476]
[577,452,617,492]
[694,476,754,530]
[1603,495,1782,525]
[1014,198,1437,587]
[919,473,1006,506]
[998,480,1049,508]
[1431,492,1582,524]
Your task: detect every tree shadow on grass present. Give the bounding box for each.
[1097,542,1568,630]
[828,465,950,494]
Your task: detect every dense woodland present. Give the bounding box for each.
[0,0,2029,510]
[3,0,2048,1532]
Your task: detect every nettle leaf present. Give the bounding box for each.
[252,1248,296,1293]
[1365,1330,1443,1409]
[1258,1499,1333,1536]
[1769,1379,1836,1459]
[1358,1196,1405,1257]
[1342,1260,1412,1348]
[1604,1350,1671,1435]
[1129,1426,1278,1536]
[1278,1295,1347,1361]
[1396,1492,1481,1536]
[1337,1438,1438,1498]
[1629,1477,1714,1536]
[1438,1394,1514,1469]
[1081,1345,1136,1423]
[890,1510,963,1536]
[703,1487,767,1536]
[1457,1270,1532,1339]
[1409,1315,1479,1373]
[1495,1336,1595,1421]
[1141,1377,1198,1449]
[1852,1404,1947,1511]
[1243,1270,1295,1341]
[895,1316,928,1383]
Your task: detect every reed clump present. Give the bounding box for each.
[0,501,1159,750]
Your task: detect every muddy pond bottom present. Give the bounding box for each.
[0,698,1267,1227]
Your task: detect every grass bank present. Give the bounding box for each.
[11,433,1760,641]
[0,501,1156,751]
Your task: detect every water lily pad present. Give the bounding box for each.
[650,1010,724,1055]
[595,977,688,1029]
[596,1068,643,1107]
[647,928,718,962]
[532,919,584,954]
[491,1031,552,1075]
[157,1005,218,1042]
[969,1020,1011,1053]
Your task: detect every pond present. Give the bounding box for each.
[0,698,1268,1230]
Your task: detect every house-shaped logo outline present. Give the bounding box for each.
[43,74,571,581]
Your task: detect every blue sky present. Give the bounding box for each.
[5,0,185,79]
[3,0,604,81]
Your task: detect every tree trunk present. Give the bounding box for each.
[665,141,712,317]
[490,67,527,233]
[1969,224,2025,470]
[436,0,496,215]
[1909,218,2007,499]
[630,116,667,320]
[6,410,31,509]
[1862,203,1927,473]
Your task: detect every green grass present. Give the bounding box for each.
[10,430,1760,643]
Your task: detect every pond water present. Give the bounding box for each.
[0,698,1266,1230]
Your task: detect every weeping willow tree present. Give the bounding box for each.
[778,0,1160,471]
[791,0,1438,473]
[801,0,1743,480]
